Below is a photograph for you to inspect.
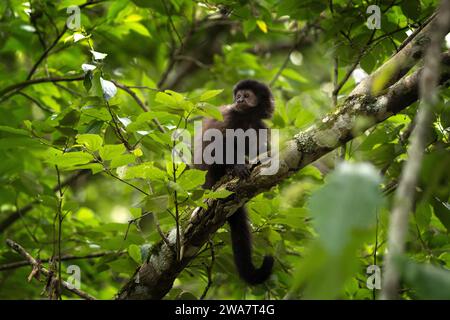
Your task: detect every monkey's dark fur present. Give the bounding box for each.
[195,79,274,285]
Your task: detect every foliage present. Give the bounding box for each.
[0,0,449,300]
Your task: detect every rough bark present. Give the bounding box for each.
[117,11,450,299]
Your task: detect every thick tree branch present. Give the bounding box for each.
[352,11,442,96]
[116,14,450,298]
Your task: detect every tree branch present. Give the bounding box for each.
[6,239,96,300]
[0,170,89,233]
[116,14,450,298]
[352,11,442,96]
[0,251,124,271]
[381,0,450,300]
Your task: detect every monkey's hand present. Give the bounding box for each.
[232,164,251,179]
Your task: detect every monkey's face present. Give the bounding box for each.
[234,89,258,111]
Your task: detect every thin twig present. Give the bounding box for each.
[332,55,339,106]
[6,239,96,300]
[27,25,68,80]
[0,251,123,271]
[105,101,133,151]
[332,29,376,97]
[270,23,301,86]
[111,80,166,133]
[161,0,184,47]
[26,0,106,80]
[112,81,148,112]
[18,92,53,113]
[55,165,64,299]
[200,241,215,300]
[104,170,150,196]
[0,75,85,101]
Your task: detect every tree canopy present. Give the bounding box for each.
[0,0,449,300]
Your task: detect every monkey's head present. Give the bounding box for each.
[232,79,274,119]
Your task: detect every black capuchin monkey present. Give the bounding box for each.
[195,79,274,285]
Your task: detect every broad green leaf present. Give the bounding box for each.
[166,162,186,179]
[155,92,176,106]
[110,154,136,168]
[282,69,308,83]
[243,19,256,36]
[100,144,126,160]
[401,1,421,20]
[145,195,169,213]
[127,22,151,37]
[204,188,234,199]
[128,244,142,264]
[308,162,383,254]
[178,169,206,190]
[401,258,450,299]
[199,89,223,101]
[76,134,103,151]
[57,0,85,10]
[46,150,94,168]
[197,104,223,121]
[432,197,450,232]
[125,162,166,180]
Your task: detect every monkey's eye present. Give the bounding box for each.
[244,93,249,98]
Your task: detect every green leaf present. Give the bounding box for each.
[125,162,166,180]
[81,107,111,122]
[243,19,256,37]
[415,201,432,231]
[155,92,178,106]
[57,0,85,10]
[178,169,206,190]
[76,134,103,151]
[131,0,156,8]
[0,125,29,136]
[401,258,450,299]
[59,109,80,126]
[196,104,223,121]
[204,188,234,199]
[110,154,136,168]
[166,162,186,179]
[176,291,198,300]
[127,22,151,37]
[145,195,169,213]
[401,1,421,20]
[282,69,308,83]
[432,197,450,232]
[46,150,94,169]
[100,144,126,160]
[199,89,223,101]
[308,162,383,254]
[84,71,93,92]
[128,244,142,264]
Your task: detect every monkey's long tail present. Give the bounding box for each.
[227,207,274,285]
